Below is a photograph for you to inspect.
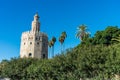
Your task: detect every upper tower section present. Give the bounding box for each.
[31,13,40,32]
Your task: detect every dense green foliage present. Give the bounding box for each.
[0,26,120,80]
[83,26,120,45]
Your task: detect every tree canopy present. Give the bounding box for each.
[82,26,120,46]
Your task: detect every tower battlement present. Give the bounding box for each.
[22,31,48,37]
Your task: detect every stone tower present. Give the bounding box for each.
[20,13,48,59]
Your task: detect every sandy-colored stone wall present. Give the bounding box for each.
[20,31,48,59]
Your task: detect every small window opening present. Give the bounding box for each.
[29,53,32,57]
[43,54,46,59]
[37,42,39,45]
[36,37,38,40]
[30,42,32,45]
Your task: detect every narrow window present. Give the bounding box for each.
[29,53,32,57]
[37,42,39,45]
[36,37,40,40]
[30,42,32,45]
[43,54,45,59]
[24,42,25,45]
[36,37,38,40]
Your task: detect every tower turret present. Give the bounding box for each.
[31,13,40,32]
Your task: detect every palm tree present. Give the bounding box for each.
[76,24,89,41]
[48,40,52,58]
[59,36,64,54]
[62,31,67,40]
[59,31,67,54]
[61,31,67,52]
[51,36,56,57]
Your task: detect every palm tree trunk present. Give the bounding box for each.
[61,43,62,54]
[63,43,65,53]
[49,47,51,58]
[53,46,54,57]
[49,47,50,58]
[51,46,54,57]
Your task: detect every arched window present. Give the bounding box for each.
[36,37,38,40]
[37,42,39,45]
[30,42,32,45]
[29,53,32,57]
[43,54,45,59]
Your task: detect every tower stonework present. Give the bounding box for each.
[20,13,48,59]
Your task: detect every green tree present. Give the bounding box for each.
[1,58,38,80]
[48,36,56,57]
[51,36,56,57]
[76,24,89,42]
[92,26,120,45]
[48,40,52,58]
[59,31,67,53]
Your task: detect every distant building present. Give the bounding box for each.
[20,13,48,59]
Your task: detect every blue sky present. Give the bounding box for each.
[0,0,120,61]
